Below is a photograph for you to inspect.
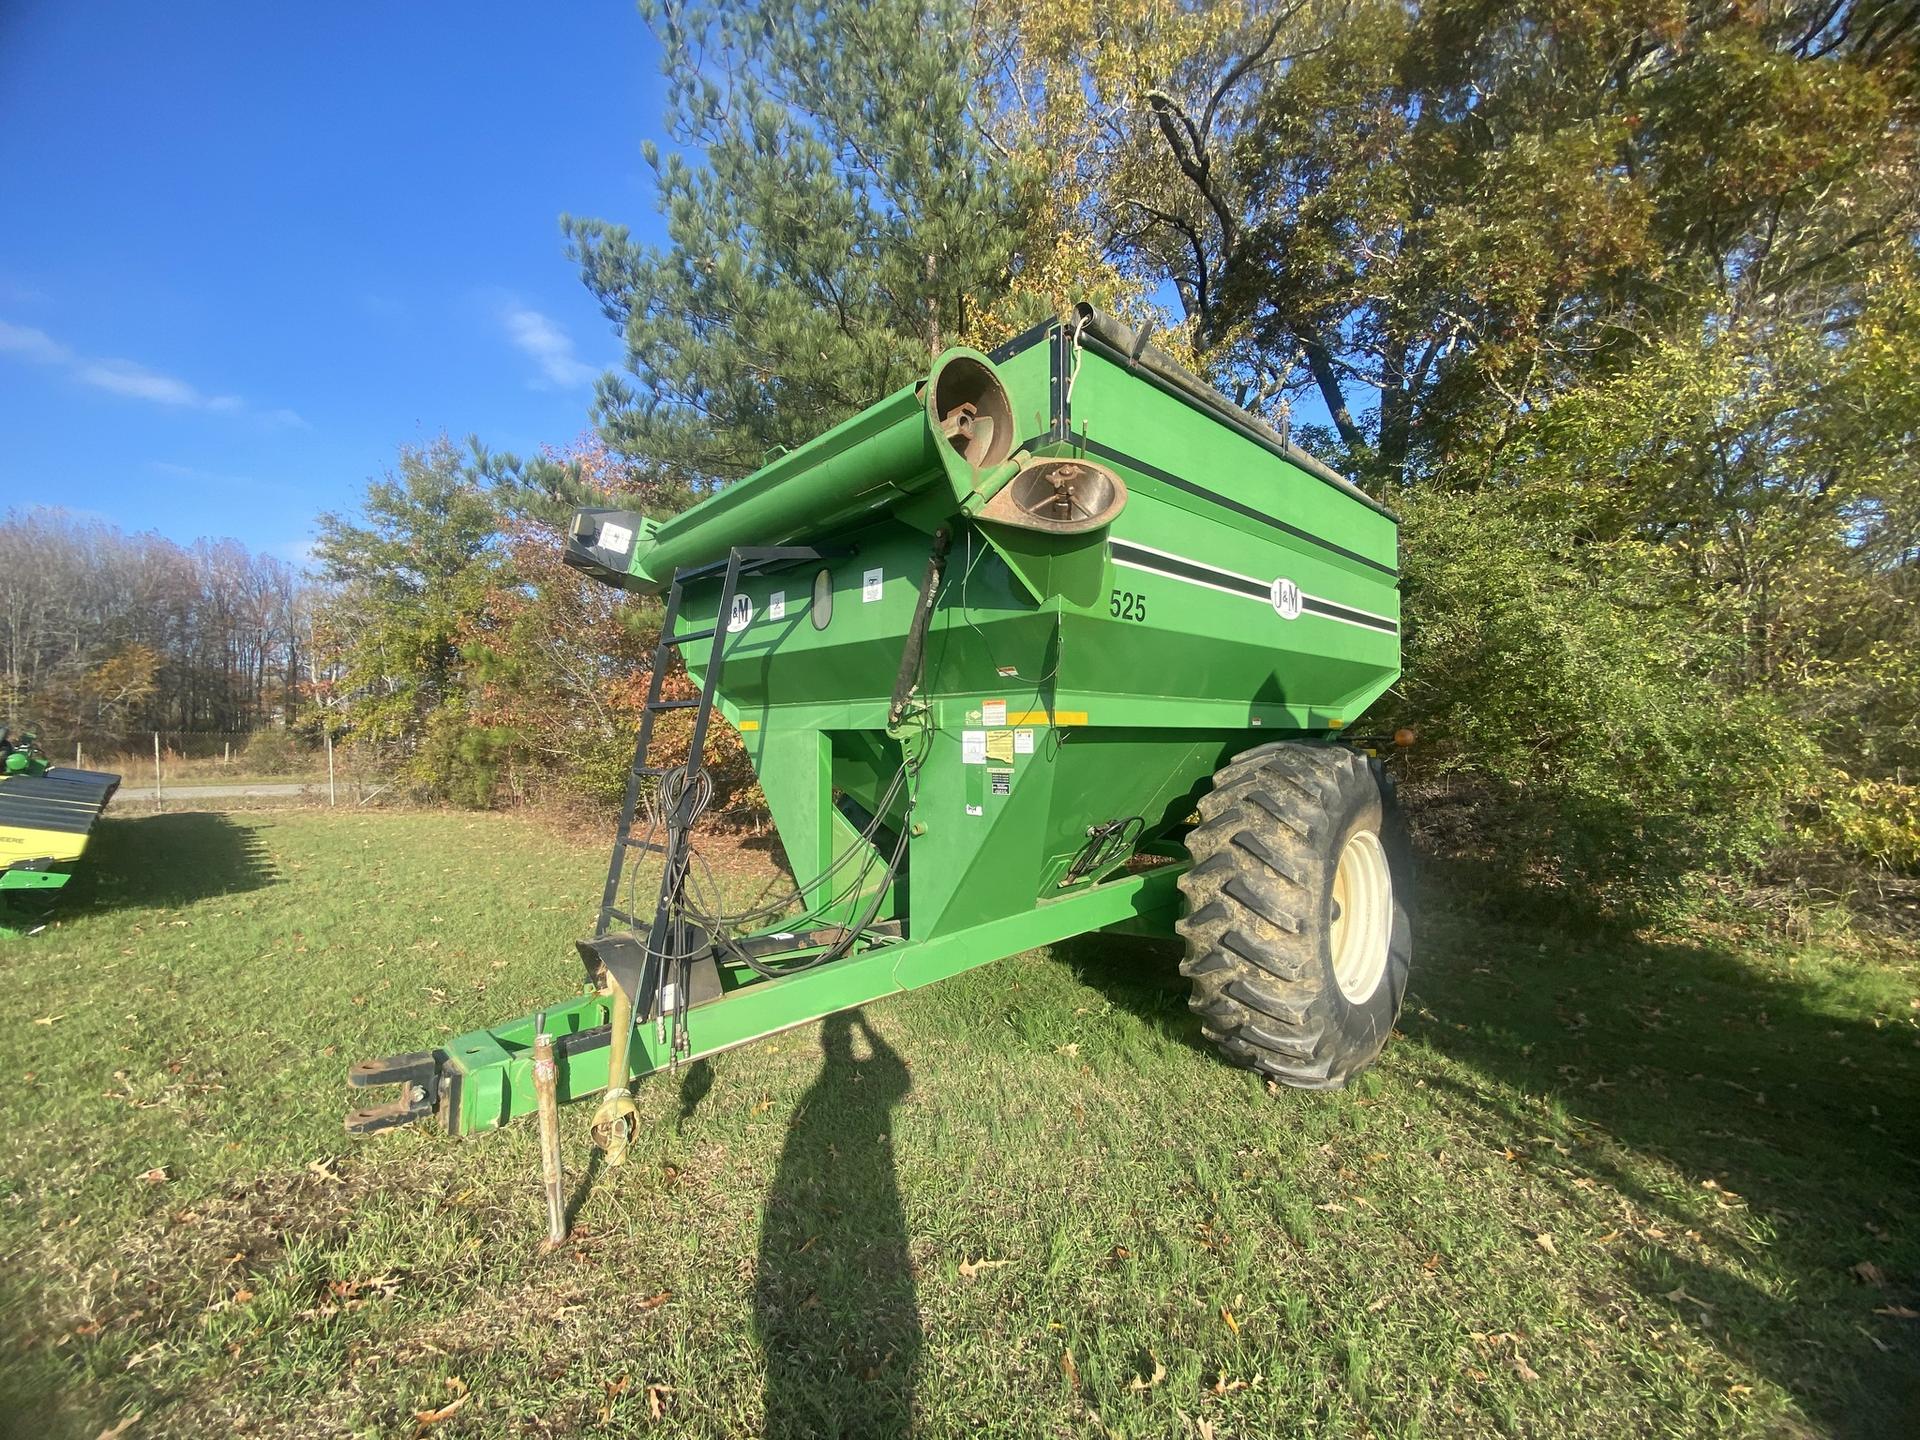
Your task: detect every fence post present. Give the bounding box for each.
[326,731,336,807]
[153,732,162,807]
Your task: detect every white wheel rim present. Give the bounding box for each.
[1331,828,1393,1004]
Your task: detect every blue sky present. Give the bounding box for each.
[0,3,669,563]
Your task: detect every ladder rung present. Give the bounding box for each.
[615,838,666,855]
[631,765,670,778]
[662,626,716,646]
[649,699,700,711]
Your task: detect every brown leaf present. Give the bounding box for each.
[138,1168,168,1184]
[1220,1305,1240,1336]
[1511,1352,1541,1384]
[1851,1261,1888,1287]
[1533,1232,1558,1256]
[636,1289,671,1311]
[958,1257,1011,1279]
[95,1415,140,1440]
[599,1374,630,1424]
[413,1390,469,1428]
[1060,1348,1082,1391]
[231,1289,254,1305]
[644,1383,672,1422]
[1126,1353,1166,1391]
[1874,1304,1919,1319]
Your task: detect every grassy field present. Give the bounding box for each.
[0,808,1915,1438]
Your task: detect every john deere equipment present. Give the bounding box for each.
[0,729,119,938]
[346,306,1413,1147]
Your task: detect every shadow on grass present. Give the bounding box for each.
[1403,885,1920,1438]
[61,809,277,918]
[755,1010,918,1438]
[1054,880,1920,1436]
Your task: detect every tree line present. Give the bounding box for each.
[0,510,312,745]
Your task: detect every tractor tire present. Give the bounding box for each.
[1176,742,1413,1090]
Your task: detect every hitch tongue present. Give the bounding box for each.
[345,1050,441,1134]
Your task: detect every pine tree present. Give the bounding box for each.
[563,0,1043,485]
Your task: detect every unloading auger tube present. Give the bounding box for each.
[345,309,1414,1204]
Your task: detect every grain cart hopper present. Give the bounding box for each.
[346,307,1413,1147]
[0,729,120,938]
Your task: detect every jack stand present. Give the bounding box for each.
[533,1019,567,1248]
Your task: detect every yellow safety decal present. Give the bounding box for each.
[736,719,760,732]
[985,730,1015,764]
[1006,709,1088,726]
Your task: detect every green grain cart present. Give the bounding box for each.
[347,307,1413,1150]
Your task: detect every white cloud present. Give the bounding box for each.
[0,314,301,425]
[502,303,598,388]
[0,319,72,366]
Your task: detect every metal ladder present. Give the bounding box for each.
[594,546,837,954]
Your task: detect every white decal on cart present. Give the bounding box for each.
[1270,577,1303,620]
[727,594,754,633]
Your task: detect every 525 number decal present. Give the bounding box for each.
[1109,589,1149,622]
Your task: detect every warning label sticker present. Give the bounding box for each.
[1013,728,1035,755]
[990,769,1012,796]
[598,521,633,555]
[961,730,987,764]
[983,698,1007,727]
[862,568,884,603]
[985,730,1015,764]
[768,590,786,621]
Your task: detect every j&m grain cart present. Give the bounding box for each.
[0,728,119,939]
[347,306,1414,1153]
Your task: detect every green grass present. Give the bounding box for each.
[1,809,1915,1438]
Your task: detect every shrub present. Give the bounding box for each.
[1387,486,1822,906]
[240,728,306,776]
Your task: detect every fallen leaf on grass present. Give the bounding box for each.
[33,1015,65,1026]
[1851,1261,1887,1286]
[636,1289,671,1310]
[1511,1352,1541,1383]
[750,1096,774,1117]
[95,1415,139,1439]
[414,1377,469,1429]
[1874,1304,1919,1319]
[1060,1349,1082,1390]
[1534,1233,1558,1256]
[1220,1305,1240,1336]
[138,1168,168,1185]
[1664,1286,1712,1309]
[644,1384,672,1422]
[600,1375,629,1424]
[1126,1354,1166,1391]
[958,1257,1011,1279]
